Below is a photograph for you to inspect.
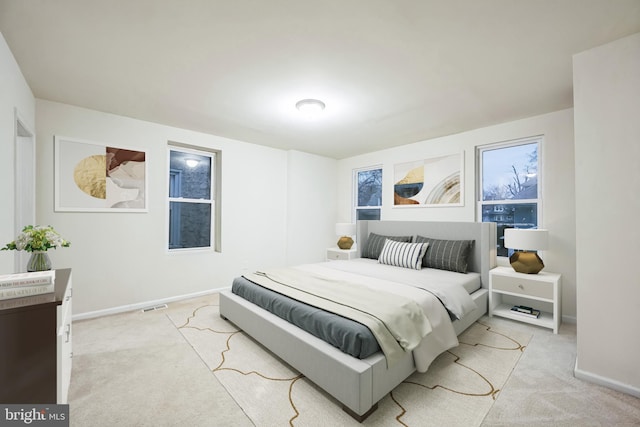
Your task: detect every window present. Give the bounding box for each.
[354,166,382,220]
[168,145,218,251]
[477,137,541,257]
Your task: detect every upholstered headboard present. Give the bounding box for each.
[356,221,497,288]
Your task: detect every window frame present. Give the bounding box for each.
[476,136,543,258]
[166,143,221,253]
[353,165,383,222]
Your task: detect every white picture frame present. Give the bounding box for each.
[393,152,464,207]
[54,136,148,212]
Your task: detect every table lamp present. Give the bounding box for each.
[504,228,549,274]
[335,223,356,250]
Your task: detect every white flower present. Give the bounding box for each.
[15,234,29,251]
[2,225,71,252]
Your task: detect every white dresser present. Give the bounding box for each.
[56,269,73,403]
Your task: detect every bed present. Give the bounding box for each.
[219,220,497,421]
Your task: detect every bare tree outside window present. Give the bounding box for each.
[478,139,541,256]
[355,167,382,220]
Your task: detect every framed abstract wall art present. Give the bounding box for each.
[54,136,148,212]
[393,152,463,207]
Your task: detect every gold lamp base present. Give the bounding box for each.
[337,236,354,250]
[509,251,545,274]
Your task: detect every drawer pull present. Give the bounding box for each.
[518,284,524,290]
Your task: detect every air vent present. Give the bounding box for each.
[142,304,168,313]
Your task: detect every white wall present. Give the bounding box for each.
[337,109,577,319]
[573,33,640,396]
[285,150,338,265]
[0,32,35,274]
[35,100,337,315]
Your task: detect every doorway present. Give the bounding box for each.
[14,109,35,272]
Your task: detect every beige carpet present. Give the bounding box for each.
[168,297,531,427]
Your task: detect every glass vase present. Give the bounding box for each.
[27,251,52,272]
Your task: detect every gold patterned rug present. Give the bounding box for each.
[167,294,531,427]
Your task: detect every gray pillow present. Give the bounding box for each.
[415,236,474,273]
[361,233,412,259]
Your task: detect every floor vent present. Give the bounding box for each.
[142,304,168,313]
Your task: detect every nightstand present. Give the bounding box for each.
[326,248,357,261]
[489,266,561,333]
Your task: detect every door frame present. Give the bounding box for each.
[14,108,36,272]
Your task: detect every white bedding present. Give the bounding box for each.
[326,258,482,293]
[320,259,480,316]
[288,260,471,372]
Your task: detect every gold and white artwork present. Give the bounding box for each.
[55,137,147,212]
[394,153,463,206]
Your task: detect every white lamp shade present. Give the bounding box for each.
[504,228,548,250]
[335,223,356,237]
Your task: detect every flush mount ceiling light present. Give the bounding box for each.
[185,158,199,168]
[295,98,325,115]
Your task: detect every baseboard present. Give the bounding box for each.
[73,287,230,321]
[574,358,640,398]
[562,314,577,324]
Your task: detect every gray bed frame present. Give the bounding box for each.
[219,220,496,421]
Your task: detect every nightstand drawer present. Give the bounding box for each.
[327,250,350,260]
[491,274,553,300]
[326,248,357,261]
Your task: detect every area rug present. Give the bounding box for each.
[168,294,531,427]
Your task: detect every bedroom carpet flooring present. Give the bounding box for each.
[169,298,531,426]
[68,294,640,426]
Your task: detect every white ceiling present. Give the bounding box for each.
[1,1,639,159]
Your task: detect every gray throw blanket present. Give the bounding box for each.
[244,267,432,367]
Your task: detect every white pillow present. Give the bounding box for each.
[378,239,429,270]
